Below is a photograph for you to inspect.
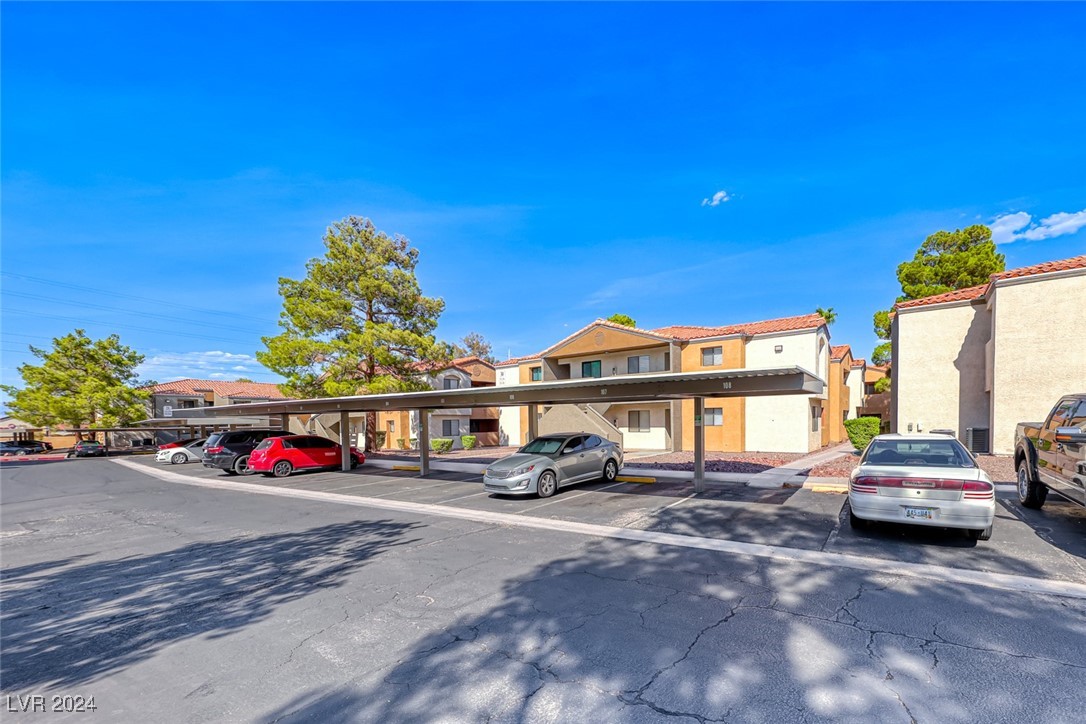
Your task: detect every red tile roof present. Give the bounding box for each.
[411,355,495,373]
[895,255,1086,310]
[149,379,288,400]
[495,355,541,368]
[851,358,867,368]
[830,344,851,361]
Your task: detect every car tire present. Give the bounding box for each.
[233,455,252,475]
[170,452,186,465]
[537,471,557,498]
[967,525,993,542]
[272,460,293,478]
[350,455,360,470]
[848,506,869,531]
[1017,460,1047,509]
[601,459,618,483]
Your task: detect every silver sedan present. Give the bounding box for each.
[483,433,623,498]
[848,433,996,540]
[155,438,207,465]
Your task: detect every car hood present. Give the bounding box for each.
[488,453,550,471]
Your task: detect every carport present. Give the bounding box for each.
[186,367,822,493]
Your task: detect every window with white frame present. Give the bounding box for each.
[443,377,460,390]
[705,408,723,426]
[442,419,459,437]
[627,355,650,374]
[628,410,650,432]
[701,346,723,366]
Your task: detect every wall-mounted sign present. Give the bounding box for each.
[163,406,173,418]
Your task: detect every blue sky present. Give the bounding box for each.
[3,2,1084,396]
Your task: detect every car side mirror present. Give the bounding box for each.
[1055,427,1086,443]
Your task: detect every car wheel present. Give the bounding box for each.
[1017,460,1047,509]
[272,460,293,478]
[967,525,993,542]
[601,459,618,482]
[233,455,251,475]
[170,452,186,465]
[848,506,869,530]
[350,457,359,470]
[537,471,557,498]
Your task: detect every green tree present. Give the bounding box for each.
[257,216,449,450]
[871,224,1004,366]
[874,376,891,394]
[606,313,636,327]
[451,331,496,363]
[871,342,892,367]
[234,377,254,383]
[815,307,837,325]
[0,330,149,436]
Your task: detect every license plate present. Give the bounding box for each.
[905,507,933,520]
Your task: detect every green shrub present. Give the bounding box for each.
[375,431,387,448]
[843,417,881,451]
[460,435,477,450]
[397,437,409,450]
[430,437,454,454]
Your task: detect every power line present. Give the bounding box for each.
[0,271,277,323]
[2,308,261,345]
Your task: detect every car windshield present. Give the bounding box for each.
[862,439,976,468]
[518,438,565,455]
[80,442,101,447]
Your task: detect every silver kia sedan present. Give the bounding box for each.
[848,433,996,540]
[483,433,623,498]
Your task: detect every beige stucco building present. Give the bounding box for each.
[892,255,1086,454]
[496,313,856,454]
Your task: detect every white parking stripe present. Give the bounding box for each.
[658,492,698,512]
[111,458,1086,601]
[367,480,475,498]
[516,482,627,514]
[433,491,491,504]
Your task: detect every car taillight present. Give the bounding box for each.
[206,445,224,454]
[851,476,969,493]
[962,480,995,500]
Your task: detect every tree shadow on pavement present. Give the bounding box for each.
[1,519,422,690]
[257,525,1084,724]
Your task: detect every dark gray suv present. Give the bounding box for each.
[202,429,291,475]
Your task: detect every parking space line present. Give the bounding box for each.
[367,480,476,499]
[516,482,627,514]
[111,458,1086,601]
[318,479,418,492]
[433,491,491,504]
[658,492,698,512]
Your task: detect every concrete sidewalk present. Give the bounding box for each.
[746,442,855,489]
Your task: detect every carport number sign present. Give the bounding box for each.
[163,405,173,418]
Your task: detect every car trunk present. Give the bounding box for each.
[853,466,986,502]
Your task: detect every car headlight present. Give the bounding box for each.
[512,464,536,476]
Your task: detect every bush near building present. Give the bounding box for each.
[460,435,477,450]
[843,417,881,451]
[430,438,454,453]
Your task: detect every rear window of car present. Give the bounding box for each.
[862,439,976,468]
[254,438,276,450]
[206,433,224,447]
[519,437,565,455]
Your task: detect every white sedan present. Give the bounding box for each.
[848,433,996,541]
[155,439,206,465]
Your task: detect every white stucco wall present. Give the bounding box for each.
[846,367,865,419]
[558,348,670,378]
[495,366,521,447]
[604,402,670,450]
[989,273,1086,454]
[893,301,990,443]
[743,329,824,453]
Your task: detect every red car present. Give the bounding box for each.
[248,435,365,478]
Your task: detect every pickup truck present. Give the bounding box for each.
[1015,394,1086,508]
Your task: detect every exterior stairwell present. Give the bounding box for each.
[538,404,622,445]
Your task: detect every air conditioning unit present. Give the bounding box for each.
[965,427,990,454]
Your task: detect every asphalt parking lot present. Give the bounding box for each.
[120,455,1086,586]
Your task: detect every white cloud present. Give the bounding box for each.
[136,350,276,383]
[701,190,731,207]
[991,208,1086,244]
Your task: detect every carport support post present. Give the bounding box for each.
[527,404,538,440]
[417,409,430,476]
[693,397,705,493]
[339,411,351,471]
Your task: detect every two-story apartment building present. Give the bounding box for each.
[147,379,289,418]
[377,356,499,449]
[892,255,1086,454]
[496,313,853,454]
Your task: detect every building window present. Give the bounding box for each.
[387,420,395,432]
[664,351,671,370]
[443,377,460,390]
[864,383,876,395]
[530,366,542,381]
[582,360,602,378]
[627,355,650,374]
[705,408,723,426]
[442,419,459,437]
[811,405,822,432]
[179,400,198,409]
[628,410,650,432]
[701,346,723,366]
